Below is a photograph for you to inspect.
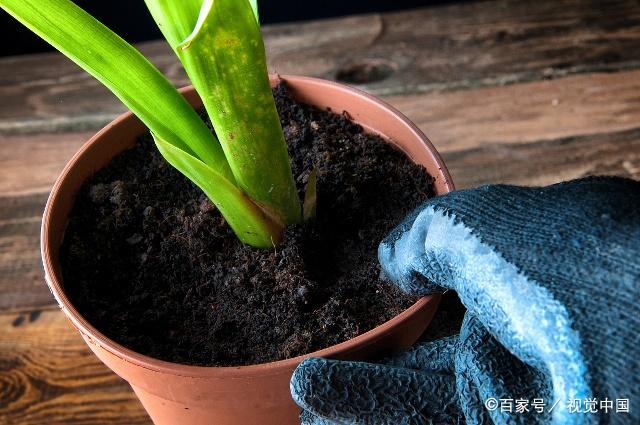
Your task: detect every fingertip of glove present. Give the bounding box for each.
[290,357,331,410]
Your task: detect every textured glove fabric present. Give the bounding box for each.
[292,337,462,424]
[291,176,640,424]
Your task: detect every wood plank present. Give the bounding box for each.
[0,308,150,424]
[0,42,184,135]
[0,194,49,312]
[0,132,92,196]
[389,70,640,153]
[1,0,640,134]
[1,70,639,197]
[445,126,640,188]
[266,0,640,93]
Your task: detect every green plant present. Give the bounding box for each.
[1,0,302,247]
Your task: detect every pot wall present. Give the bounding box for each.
[41,75,453,425]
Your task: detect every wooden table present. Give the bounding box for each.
[1,0,639,423]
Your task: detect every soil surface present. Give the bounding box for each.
[61,83,436,366]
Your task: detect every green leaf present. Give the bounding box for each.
[143,0,201,49]
[153,134,282,248]
[249,0,260,22]
[0,0,233,182]
[171,0,301,225]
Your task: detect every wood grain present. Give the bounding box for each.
[445,126,640,188]
[0,195,47,313]
[266,0,640,93]
[1,0,639,422]
[0,132,92,196]
[1,0,639,134]
[389,70,640,153]
[0,309,150,424]
[0,131,90,312]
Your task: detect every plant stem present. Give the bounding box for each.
[148,0,302,225]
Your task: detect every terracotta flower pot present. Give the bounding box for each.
[41,75,454,425]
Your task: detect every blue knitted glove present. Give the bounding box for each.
[290,176,640,424]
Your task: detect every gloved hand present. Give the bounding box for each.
[290,176,640,425]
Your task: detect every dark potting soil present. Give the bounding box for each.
[61,83,436,366]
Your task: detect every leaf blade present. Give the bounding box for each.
[173,0,302,224]
[0,0,233,181]
[144,0,202,50]
[153,134,283,248]
[249,0,259,22]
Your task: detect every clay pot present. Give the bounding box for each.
[41,75,454,424]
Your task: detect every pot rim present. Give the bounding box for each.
[41,74,453,379]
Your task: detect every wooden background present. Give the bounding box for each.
[1,0,639,423]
